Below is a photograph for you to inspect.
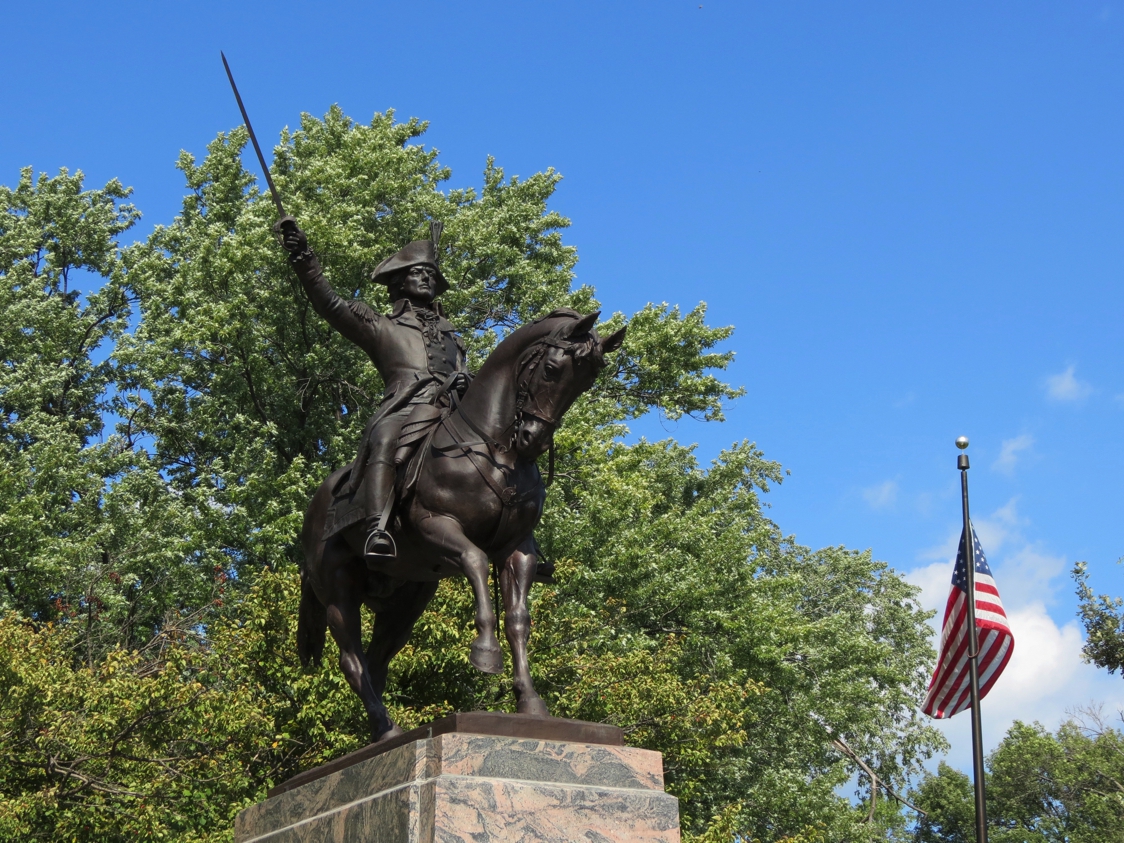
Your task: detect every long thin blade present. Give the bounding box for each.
[221,51,285,218]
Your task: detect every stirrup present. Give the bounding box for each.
[363,528,397,564]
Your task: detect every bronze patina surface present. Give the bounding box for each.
[283,221,625,742]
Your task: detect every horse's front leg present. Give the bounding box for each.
[414,513,503,674]
[501,538,549,716]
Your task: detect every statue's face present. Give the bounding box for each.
[399,264,438,305]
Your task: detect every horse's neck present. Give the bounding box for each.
[455,317,564,443]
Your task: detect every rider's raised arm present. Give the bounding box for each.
[279,220,380,353]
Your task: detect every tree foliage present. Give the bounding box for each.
[0,108,943,841]
[911,713,1124,843]
[1073,561,1124,676]
[0,167,213,659]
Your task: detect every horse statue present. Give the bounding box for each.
[297,308,626,741]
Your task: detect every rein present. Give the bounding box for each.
[433,410,538,552]
[435,331,567,515]
[458,407,512,455]
[439,412,531,507]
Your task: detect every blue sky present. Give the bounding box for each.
[5,1,1124,771]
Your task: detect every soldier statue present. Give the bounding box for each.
[218,59,624,742]
[278,219,470,563]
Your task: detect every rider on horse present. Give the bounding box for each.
[279,219,470,564]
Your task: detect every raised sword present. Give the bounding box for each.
[220,51,291,225]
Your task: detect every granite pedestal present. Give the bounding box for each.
[235,713,680,843]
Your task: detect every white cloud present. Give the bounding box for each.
[918,529,962,564]
[1046,365,1093,402]
[993,545,1067,609]
[915,500,1060,606]
[995,604,1085,706]
[907,559,954,614]
[992,434,1034,475]
[862,480,898,510]
[920,499,1022,564]
[919,603,1124,773]
[972,498,1020,555]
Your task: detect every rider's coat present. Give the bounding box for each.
[289,251,470,514]
[291,252,467,406]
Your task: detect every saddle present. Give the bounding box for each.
[319,381,555,583]
[394,402,446,488]
[321,401,446,543]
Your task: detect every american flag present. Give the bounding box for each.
[922,525,1014,719]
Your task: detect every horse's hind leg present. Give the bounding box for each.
[322,541,396,742]
[365,580,440,711]
[501,541,549,716]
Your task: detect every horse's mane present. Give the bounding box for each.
[521,308,606,367]
[465,308,607,425]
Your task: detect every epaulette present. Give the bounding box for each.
[347,298,379,327]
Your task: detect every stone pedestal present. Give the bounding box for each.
[234,713,680,842]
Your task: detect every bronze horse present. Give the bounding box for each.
[297,309,626,741]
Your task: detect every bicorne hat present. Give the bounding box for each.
[370,223,448,296]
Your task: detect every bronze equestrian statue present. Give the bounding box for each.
[280,221,626,742]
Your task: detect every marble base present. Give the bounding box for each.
[235,727,680,842]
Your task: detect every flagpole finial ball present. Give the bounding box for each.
[955,436,969,450]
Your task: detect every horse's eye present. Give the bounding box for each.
[544,363,560,379]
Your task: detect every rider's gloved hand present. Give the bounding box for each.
[273,216,307,256]
[453,372,471,396]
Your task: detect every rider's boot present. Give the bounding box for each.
[362,459,397,565]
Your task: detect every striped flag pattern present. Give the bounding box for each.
[922,525,1014,719]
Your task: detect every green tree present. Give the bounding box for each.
[1073,561,1124,676]
[912,763,976,843]
[912,715,1124,843]
[0,167,213,658]
[0,108,945,841]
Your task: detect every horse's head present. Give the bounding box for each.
[512,311,626,459]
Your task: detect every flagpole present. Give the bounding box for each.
[956,435,988,843]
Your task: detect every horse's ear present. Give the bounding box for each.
[600,326,626,354]
[567,311,600,338]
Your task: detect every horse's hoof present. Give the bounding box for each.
[517,695,550,717]
[470,636,504,674]
[375,722,404,743]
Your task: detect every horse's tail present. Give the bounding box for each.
[297,573,327,668]
[299,464,344,668]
